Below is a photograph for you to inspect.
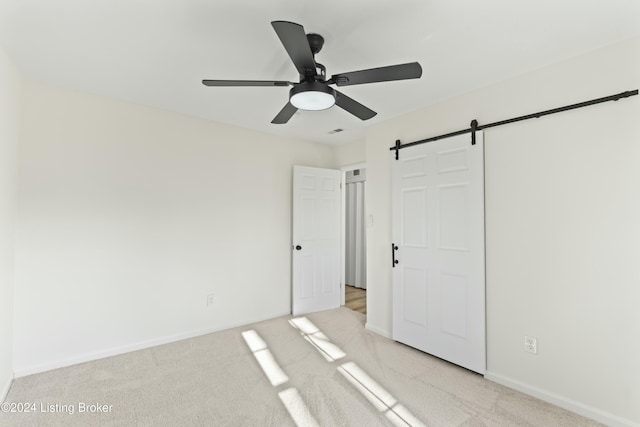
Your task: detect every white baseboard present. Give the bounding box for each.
[1,372,13,403]
[14,311,290,378]
[365,322,391,339]
[485,371,639,427]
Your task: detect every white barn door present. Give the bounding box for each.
[292,165,342,316]
[391,132,485,374]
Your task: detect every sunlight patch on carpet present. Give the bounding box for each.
[289,316,425,427]
[241,330,289,387]
[289,317,346,361]
[278,388,320,427]
[338,362,426,427]
[242,329,320,427]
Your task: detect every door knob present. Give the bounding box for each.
[295,245,302,251]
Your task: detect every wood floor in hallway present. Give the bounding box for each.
[344,285,366,314]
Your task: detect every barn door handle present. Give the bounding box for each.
[391,243,399,268]
[295,245,302,251]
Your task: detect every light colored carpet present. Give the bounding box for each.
[1,307,601,426]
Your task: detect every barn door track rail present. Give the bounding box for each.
[390,89,638,160]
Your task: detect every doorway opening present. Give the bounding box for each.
[342,165,366,315]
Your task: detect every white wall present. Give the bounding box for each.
[0,46,21,401]
[333,138,366,168]
[365,37,640,426]
[14,81,334,375]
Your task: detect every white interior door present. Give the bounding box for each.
[292,165,342,316]
[391,132,485,374]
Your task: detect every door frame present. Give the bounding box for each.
[340,162,367,307]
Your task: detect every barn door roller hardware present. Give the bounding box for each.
[390,89,638,160]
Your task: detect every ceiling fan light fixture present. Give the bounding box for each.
[290,82,336,111]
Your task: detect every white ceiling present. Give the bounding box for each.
[1,0,639,145]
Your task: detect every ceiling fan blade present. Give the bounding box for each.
[271,21,317,76]
[331,62,422,87]
[202,80,291,87]
[271,102,298,124]
[335,91,377,121]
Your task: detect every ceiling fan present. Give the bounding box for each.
[202,20,423,124]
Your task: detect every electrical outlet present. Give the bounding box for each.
[206,294,215,307]
[524,336,538,354]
